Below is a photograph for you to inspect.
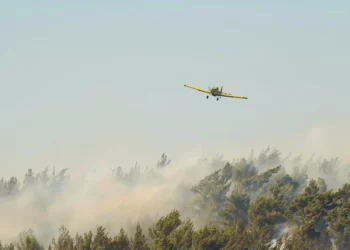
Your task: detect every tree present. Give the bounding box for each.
[218,190,250,225]
[270,174,300,207]
[191,169,231,225]
[1,149,350,250]
[327,183,350,249]
[240,165,282,196]
[192,225,231,250]
[248,195,285,228]
[131,223,148,250]
[74,231,93,250]
[0,177,19,197]
[113,228,131,250]
[0,242,15,250]
[288,180,334,240]
[316,177,327,193]
[149,210,181,249]
[291,164,309,192]
[50,226,74,250]
[16,230,44,250]
[156,153,171,168]
[91,226,112,250]
[168,218,194,250]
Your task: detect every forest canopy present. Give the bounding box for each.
[1,148,350,250]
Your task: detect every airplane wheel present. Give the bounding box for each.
[206,96,209,99]
[217,98,219,101]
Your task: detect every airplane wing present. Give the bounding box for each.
[184,84,211,94]
[221,92,248,99]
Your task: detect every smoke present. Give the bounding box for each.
[0,148,349,247]
[269,222,296,249]
[0,153,219,247]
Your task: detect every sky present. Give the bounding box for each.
[1,1,350,178]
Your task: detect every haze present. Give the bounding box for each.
[1,2,350,248]
[1,2,350,177]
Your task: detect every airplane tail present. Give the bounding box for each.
[220,86,223,93]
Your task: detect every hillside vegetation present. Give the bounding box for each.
[1,148,350,250]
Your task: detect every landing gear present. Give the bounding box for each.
[206,95,209,99]
[217,98,219,101]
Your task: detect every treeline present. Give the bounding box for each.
[1,149,350,249]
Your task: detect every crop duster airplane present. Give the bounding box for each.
[184,84,248,101]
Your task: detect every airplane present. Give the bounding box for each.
[184,84,248,101]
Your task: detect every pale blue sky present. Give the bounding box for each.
[1,1,350,177]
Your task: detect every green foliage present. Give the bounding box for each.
[75,231,93,250]
[221,222,252,249]
[218,189,250,225]
[291,165,309,192]
[247,195,285,248]
[15,230,44,250]
[51,226,74,250]
[192,225,229,250]
[231,159,258,182]
[148,210,181,249]
[327,183,350,249]
[270,174,299,207]
[2,149,350,249]
[288,180,334,239]
[191,168,231,225]
[317,177,327,192]
[278,231,333,250]
[131,223,148,250]
[240,165,282,195]
[248,195,285,228]
[168,218,194,250]
[91,226,112,250]
[113,228,131,250]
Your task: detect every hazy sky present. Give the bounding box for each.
[1,1,350,178]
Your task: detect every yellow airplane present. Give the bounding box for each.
[184,84,248,101]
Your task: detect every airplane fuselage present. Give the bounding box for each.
[210,88,222,96]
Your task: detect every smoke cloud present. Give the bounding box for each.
[0,148,349,248]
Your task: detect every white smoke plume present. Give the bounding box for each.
[0,148,349,248]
